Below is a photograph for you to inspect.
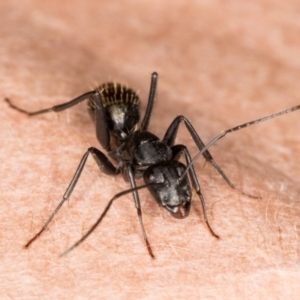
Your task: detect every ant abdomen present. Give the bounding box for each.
[88,83,140,143]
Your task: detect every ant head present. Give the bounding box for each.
[144,161,192,219]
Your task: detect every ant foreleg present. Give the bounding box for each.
[60,182,160,257]
[125,164,155,258]
[25,147,118,248]
[163,115,259,199]
[172,144,220,239]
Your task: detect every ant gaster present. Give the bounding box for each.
[6,72,300,258]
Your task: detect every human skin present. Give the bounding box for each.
[1,0,300,299]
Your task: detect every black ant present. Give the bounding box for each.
[5,72,300,258]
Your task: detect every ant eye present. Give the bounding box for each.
[145,167,164,184]
[176,165,184,177]
[148,173,155,182]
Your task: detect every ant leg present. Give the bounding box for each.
[140,72,158,131]
[6,90,111,151]
[125,164,155,258]
[172,144,220,238]
[5,91,96,116]
[163,115,259,198]
[25,147,118,248]
[60,182,158,256]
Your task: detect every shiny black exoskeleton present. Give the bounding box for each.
[6,72,248,258]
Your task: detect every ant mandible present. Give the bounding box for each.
[5,72,300,258]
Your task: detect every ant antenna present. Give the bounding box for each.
[182,103,300,178]
[59,182,163,258]
[24,181,161,258]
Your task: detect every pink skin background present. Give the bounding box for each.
[1,0,300,299]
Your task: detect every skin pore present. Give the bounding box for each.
[1,0,300,298]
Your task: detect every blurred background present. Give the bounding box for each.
[1,1,300,299]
